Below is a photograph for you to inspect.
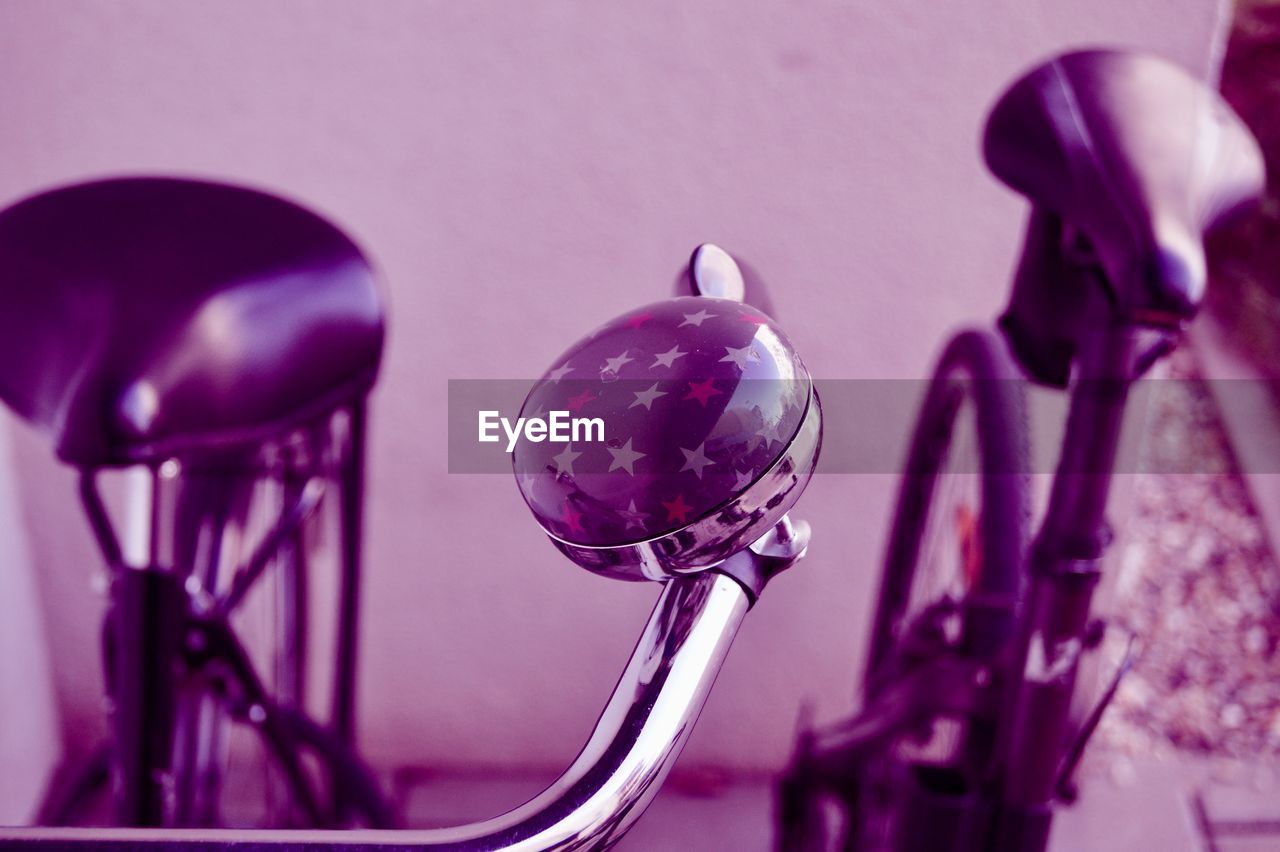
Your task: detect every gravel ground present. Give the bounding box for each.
[1081,0,1280,783]
[1093,347,1280,761]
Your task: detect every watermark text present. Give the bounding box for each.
[478,410,605,452]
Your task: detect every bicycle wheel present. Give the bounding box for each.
[869,329,1029,682]
[858,329,1030,849]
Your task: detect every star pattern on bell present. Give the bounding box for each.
[561,502,585,536]
[602,351,634,374]
[679,443,714,479]
[661,493,693,523]
[679,308,712,327]
[628,382,666,410]
[551,444,582,476]
[719,344,759,370]
[683,378,722,407]
[566,389,594,412]
[651,345,687,369]
[514,296,811,547]
[620,500,647,532]
[607,438,645,475]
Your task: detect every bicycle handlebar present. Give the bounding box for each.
[1,571,751,851]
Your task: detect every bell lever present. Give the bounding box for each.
[690,243,746,302]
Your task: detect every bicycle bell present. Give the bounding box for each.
[513,270,821,581]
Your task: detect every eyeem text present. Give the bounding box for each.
[478,410,606,452]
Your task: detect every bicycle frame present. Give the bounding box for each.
[70,401,375,829]
[778,312,1171,852]
[991,317,1162,851]
[84,463,333,827]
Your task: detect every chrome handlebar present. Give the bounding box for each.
[2,569,777,850]
[437,571,749,850]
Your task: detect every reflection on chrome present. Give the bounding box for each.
[1,571,751,850]
[432,571,748,850]
[546,384,821,580]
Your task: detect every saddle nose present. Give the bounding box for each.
[513,295,821,581]
[1139,215,1207,318]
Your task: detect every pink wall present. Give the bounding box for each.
[0,425,56,821]
[0,0,1228,778]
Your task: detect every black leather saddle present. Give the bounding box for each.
[984,50,1265,384]
[0,177,385,465]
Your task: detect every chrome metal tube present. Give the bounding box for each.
[427,570,749,850]
[3,571,750,850]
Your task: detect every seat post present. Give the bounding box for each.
[331,399,367,818]
[108,562,184,826]
[109,463,186,826]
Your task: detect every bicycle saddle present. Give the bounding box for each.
[0,177,384,465]
[984,49,1265,320]
[513,294,820,581]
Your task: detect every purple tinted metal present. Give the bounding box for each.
[513,296,813,558]
[983,49,1264,320]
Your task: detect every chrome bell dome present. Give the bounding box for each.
[514,273,821,581]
